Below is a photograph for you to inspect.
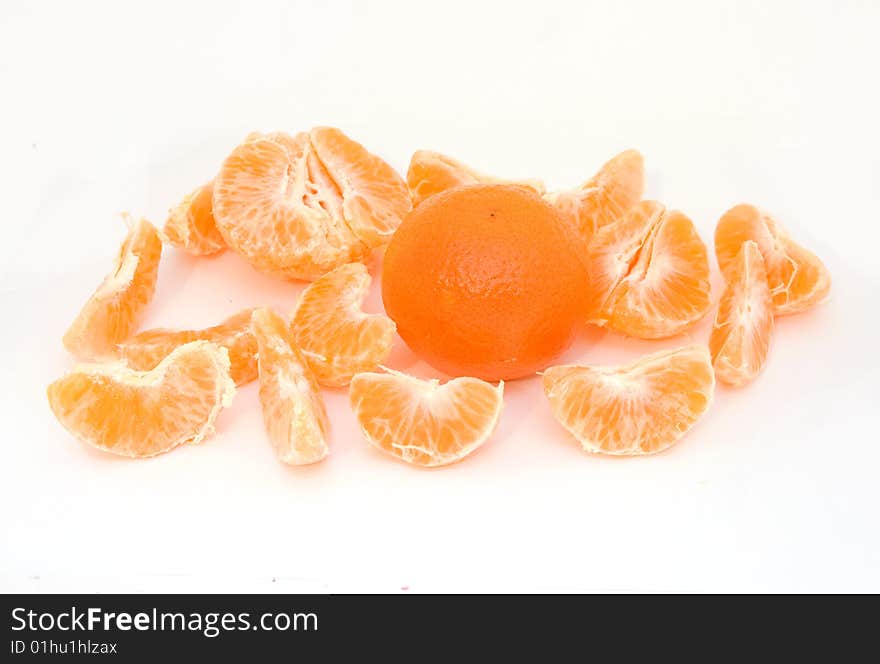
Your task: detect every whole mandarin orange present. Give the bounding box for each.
[382,185,589,380]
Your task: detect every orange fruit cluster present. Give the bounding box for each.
[47,127,831,466]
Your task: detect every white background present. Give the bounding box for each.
[2,0,878,592]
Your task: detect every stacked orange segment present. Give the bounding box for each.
[212,127,411,280]
[545,149,644,242]
[709,241,774,386]
[715,204,831,315]
[406,149,545,207]
[349,369,504,467]
[291,263,395,387]
[252,308,329,465]
[63,217,162,360]
[543,345,714,455]
[47,341,235,458]
[163,181,225,255]
[586,200,711,338]
[116,308,259,386]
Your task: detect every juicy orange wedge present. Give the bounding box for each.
[47,341,235,458]
[715,204,831,316]
[349,368,504,467]
[291,263,395,387]
[406,149,545,207]
[162,181,225,255]
[583,199,661,318]
[545,149,644,242]
[585,200,710,338]
[709,241,774,386]
[213,128,410,280]
[117,308,258,386]
[251,308,329,465]
[543,345,714,456]
[309,127,413,247]
[63,217,162,360]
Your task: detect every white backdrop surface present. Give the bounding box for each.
[1,0,878,592]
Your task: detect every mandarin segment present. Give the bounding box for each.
[709,241,774,386]
[47,341,235,458]
[406,149,545,207]
[543,345,714,456]
[63,217,162,360]
[545,149,644,242]
[349,369,504,467]
[116,309,259,386]
[715,204,831,315]
[251,308,329,465]
[162,181,225,255]
[601,207,711,338]
[213,131,368,280]
[309,127,412,247]
[290,263,395,387]
[584,200,663,320]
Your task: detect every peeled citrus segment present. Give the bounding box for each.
[709,241,774,387]
[600,206,711,339]
[162,181,225,255]
[545,149,644,242]
[406,149,545,207]
[543,345,714,456]
[47,341,235,458]
[309,127,412,247]
[715,204,831,315]
[251,308,329,465]
[116,309,258,386]
[349,369,504,467]
[213,131,368,280]
[63,217,162,360]
[290,263,395,387]
[584,199,663,319]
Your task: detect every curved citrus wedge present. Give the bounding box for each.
[213,128,410,280]
[545,149,644,242]
[162,181,225,255]
[406,149,544,207]
[543,345,714,456]
[213,131,366,280]
[349,368,504,467]
[63,217,162,360]
[291,263,395,387]
[251,308,329,465]
[117,308,258,385]
[715,204,831,315]
[600,205,711,338]
[584,199,663,319]
[709,241,774,386]
[309,127,412,247]
[47,341,235,458]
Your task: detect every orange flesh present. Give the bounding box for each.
[212,128,410,280]
[406,149,545,207]
[290,263,395,387]
[116,308,258,386]
[47,341,235,458]
[585,200,711,339]
[715,204,831,316]
[63,217,162,360]
[545,149,644,243]
[349,369,504,467]
[709,241,774,386]
[252,308,329,465]
[163,181,225,255]
[543,345,714,455]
